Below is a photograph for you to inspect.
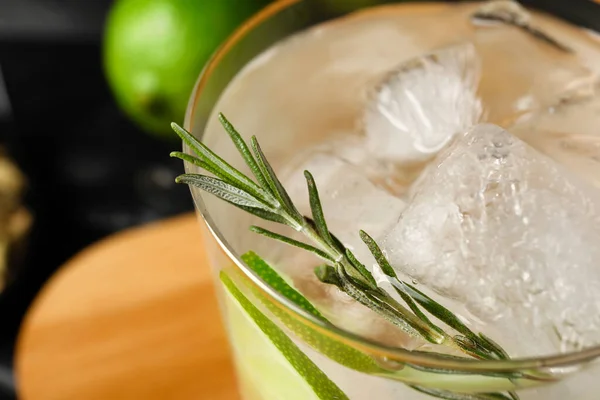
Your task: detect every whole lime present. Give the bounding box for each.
[103,0,269,139]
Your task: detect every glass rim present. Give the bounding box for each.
[184,0,600,372]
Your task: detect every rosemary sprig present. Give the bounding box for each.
[170,114,519,399]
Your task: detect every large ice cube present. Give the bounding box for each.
[381,123,600,356]
[363,43,482,163]
[510,92,600,189]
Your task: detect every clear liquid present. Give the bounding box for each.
[201,2,600,399]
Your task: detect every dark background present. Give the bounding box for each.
[0,1,194,398]
[0,0,598,399]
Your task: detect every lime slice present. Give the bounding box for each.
[240,251,383,374]
[221,271,349,400]
[241,251,327,321]
[229,253,528,396]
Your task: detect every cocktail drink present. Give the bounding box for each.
[175,1,600,399]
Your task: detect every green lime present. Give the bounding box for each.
[220,271,349,400]
[239,251,383,374]
[103,0,269,139]
[241,251,327,321]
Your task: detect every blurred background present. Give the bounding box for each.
[0,0,273,398]
[0,0,598,399]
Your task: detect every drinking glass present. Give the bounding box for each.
[182,1,600,399]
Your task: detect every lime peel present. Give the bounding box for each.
[220,270,349,400]
[239,251,384,375]
[242,251,327,321]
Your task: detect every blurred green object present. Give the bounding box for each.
[103,0,270,139]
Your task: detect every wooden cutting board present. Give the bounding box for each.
[15,213,239,400]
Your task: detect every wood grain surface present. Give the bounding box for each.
[15,213,239,400]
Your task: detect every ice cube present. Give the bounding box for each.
[471,0,599,126]
[363,43,482,163]
[285,250,420,349]
[510,93,600,189]
[472,1,534,28]
[281,148,407,258]
[271,148,421,347]
[381,123,600,356]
